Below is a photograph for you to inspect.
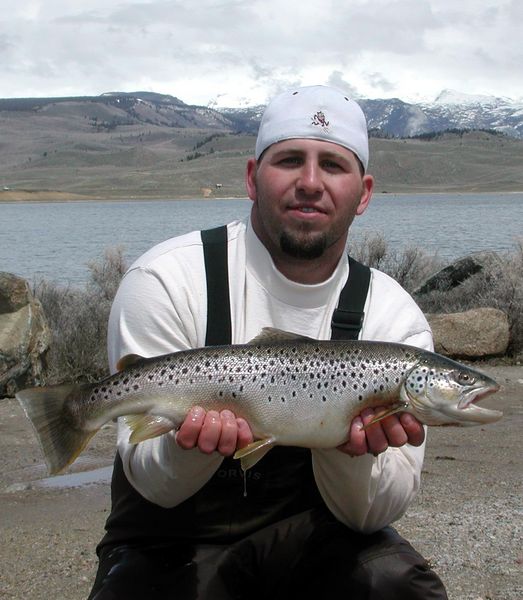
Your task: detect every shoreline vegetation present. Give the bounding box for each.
[33,236,523,388]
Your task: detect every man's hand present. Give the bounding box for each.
[338,407,425,457]
[176,406,254,456]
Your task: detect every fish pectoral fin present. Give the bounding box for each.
[361,404,408,430]
[124,414,176,443]
[249,327,315,345]
[233,437,276,471]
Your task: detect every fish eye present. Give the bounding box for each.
[453,371,476,385]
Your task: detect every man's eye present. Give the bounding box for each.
[322,160,342,170]
[279,156,302,166]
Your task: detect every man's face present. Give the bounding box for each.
[246,138,373,273]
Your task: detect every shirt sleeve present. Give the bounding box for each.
[108,263,224,508]
[311,271,433,533]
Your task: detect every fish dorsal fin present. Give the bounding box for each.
[248,327,315,345]
[116,353,146,372]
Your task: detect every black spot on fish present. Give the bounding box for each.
[133,384,139,391]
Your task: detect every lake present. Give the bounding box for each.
[1,193,522,287]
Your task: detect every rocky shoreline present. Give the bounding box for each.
[1,363,522,600]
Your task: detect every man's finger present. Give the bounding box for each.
[399,413,425,446]
[217,410,238,455]
[176,406,205,450]
[198,410,222,454]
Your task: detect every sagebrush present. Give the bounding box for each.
[34,247,127,384]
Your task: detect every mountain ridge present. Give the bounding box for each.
[1,89,522,139]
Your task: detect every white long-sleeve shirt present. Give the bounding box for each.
[108,218,433,533]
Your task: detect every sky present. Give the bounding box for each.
[1,0,522,107]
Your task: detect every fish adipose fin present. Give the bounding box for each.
[234,437,276,471]
[124,414,176,443]
[16,384,96,476]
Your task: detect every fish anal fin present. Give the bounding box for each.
[233,437,276,471]
[361,404,406,431]
[116,354,146,372]
[124,414,176,444]
[248,327,315,345]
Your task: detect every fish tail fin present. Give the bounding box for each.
[16,384,95,476]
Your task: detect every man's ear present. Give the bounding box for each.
[245,158,258,201]
[356,174,374,216]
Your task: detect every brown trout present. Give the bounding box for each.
[16,328,502,475]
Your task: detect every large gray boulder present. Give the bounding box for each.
[0,272,51,397]
[426,308,510,358]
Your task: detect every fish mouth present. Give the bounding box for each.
[457,382,503,424]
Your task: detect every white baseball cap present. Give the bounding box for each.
[255,85,369,171]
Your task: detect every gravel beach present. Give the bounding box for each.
[1,364,521,600]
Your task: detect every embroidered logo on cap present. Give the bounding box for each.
[311,111,330,130]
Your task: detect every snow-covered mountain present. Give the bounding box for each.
[359,90,523,139]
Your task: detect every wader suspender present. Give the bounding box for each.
[331,256,371,340]
[201,226,233,345]
[201,225,371,345]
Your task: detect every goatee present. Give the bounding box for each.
[279,231,327,259]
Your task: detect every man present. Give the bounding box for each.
[89,85,447,599]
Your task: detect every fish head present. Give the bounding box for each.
[402,356,502,426]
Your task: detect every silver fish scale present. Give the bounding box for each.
[79,341,422,446]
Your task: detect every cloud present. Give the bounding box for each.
[0,0,521,105]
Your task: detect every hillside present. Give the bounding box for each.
[1,93,523,199]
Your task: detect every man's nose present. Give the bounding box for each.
[296,161,324,194]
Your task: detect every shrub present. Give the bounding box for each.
[349,232,444,292]
[34,247,127,384]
